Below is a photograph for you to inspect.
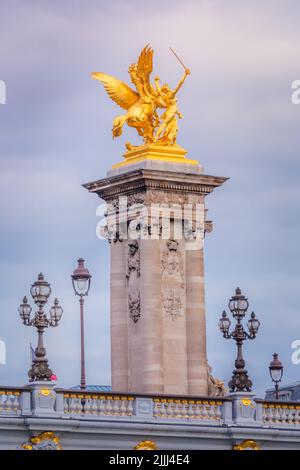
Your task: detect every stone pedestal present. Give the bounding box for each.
[28,381,57,417]
[230,392,261,426]
[84,159,227,395]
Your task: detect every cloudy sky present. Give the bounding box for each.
[0,0,299,396]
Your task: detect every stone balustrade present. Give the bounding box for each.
[1,384,300,431]
[2,385,300,449]
[260,401,300,426]
[63,392,134,417]
[153,397,223,422]
[0,387,23,414]
[61,390,226,423]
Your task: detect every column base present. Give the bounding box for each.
[112,144,199,169]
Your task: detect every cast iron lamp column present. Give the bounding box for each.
[269,353,283,400]
[218,287,260,392]
[18,273,63,382]
[72,258,91,390]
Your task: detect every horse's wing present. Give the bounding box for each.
[136,45,158,98]
[91,72,139,110]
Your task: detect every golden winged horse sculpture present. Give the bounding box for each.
[91,45,190,150]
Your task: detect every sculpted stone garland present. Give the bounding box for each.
[161,240,185,321]
[126,240,141,323]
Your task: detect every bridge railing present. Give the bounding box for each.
[256,398,300,426]
[1,384,300,429]
[61,390,226,424]
[0,386,27,415]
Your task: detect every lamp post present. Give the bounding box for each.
[269,353,283,400]
[218,287,260,392]
[18,273,63,382]
[71,258,91,390]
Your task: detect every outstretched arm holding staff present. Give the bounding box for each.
[169,47,191,96]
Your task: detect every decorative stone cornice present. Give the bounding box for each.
[83,169,228,201]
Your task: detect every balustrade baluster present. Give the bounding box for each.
[3,394,13,413]
[194,402,201,420]
[153,400,160,417]
[166,400,174,419]
[127,398,134,416]
[120,398,127,416]
[84,396,92,414]
[187,401,194,419]
[113,398,120,415]
[91,396,99,415]
[63,396,70,414]
[106,398,113,415]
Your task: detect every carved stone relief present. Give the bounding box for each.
[127,193,146,206]
[106,197,119,212]
[145,190,203,206]
[127,240,141,323]
[161,240,185,321]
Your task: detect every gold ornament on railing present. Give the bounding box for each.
[21,432,62,450]
[134,440,158,450]
[233,439,260,451]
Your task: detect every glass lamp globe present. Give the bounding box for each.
[218,311,231,334]
[71,258,91,296]
[269,353,283,383]
[247,312,260,335]
[50,298,63,324]
[228,287,249,318]
[18,296,32,323]
[30,273,51,305]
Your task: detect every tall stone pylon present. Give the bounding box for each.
[84,150,227,395]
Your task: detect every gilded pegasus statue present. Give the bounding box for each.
[91,45,190,150]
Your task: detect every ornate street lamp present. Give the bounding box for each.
[218,287,260,392]
[18,273,63,382]
[269,353,283,400]
[71,258,91,390]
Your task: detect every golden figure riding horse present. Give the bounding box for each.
[91,45,190,149]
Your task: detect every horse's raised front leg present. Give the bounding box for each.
[112,115,127,138]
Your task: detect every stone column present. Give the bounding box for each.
[186,237,208,395]
[110,240,128,391]
[161,236,188,395]
[134,238,164,393]
[84,161,227,395]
